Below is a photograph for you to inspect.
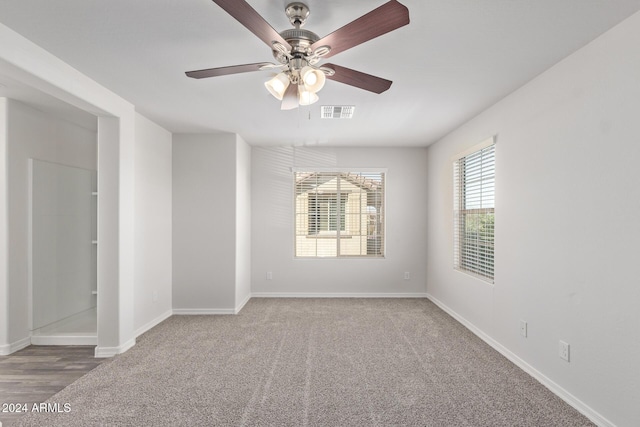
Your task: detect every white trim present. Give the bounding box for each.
[426,293,614,427]
[252,293,428,298]
[94,338,135,358]
[454,262,495,286]
[0,99,7,357]
[172,308,237,315]
[0,336,31,355]
[31,335,97,346]
[173,295,252,316]
[27,159,34,332]
[235,294,252,314]
[451,135,497,161]
[133,309,173,339]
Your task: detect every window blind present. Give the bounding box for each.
[294,171,385,258]
[453,143,495,282]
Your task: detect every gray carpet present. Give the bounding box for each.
[14,298,594,426]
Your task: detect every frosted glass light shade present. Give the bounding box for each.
[264,73,290,100]
[298,87,319,106]
[301,66,326,93]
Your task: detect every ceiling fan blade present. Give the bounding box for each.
[311,0,409,59]
[281,84,299,110]
[212,0,292,51]
[185,62,270,79]
[323,64,392,94]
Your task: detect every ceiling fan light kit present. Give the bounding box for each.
[264,73,290,100]
[301,66,325,92]
[299,89,319,106]
[186,0,410,110]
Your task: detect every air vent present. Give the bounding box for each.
[321,106,355,119]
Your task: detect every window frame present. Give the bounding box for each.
[293,168,386,259]
[453,138,496,283]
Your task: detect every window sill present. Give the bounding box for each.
[305,235,353,239]
[454,267,494,285]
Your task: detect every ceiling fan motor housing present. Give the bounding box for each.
[272,29,321,83]
[278,28,319,57]
[273,3,320,66]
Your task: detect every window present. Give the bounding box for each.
[453,140,495,282]
[308,193,347,233]
[294,171,385,258]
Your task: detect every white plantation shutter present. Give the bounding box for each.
[294,171,385,258]
[453,141,495,282]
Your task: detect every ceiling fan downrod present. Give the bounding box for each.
[285,2,310,28]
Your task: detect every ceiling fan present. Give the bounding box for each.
[185,0,410,110]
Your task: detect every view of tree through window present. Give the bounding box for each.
[294,171,385,258]
[453,143,495,282]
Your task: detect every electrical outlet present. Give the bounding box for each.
[559,340,570,362]
[519,320,527,337]
[404,272,410,280]
[266,272,273,280]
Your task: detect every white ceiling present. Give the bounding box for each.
[1,0,639,147]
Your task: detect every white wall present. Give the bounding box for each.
[133,113,172,335]
[426,11,640,427]
[172,133,240,312]
[5,99,96,345]
[30,159,96,330]
[235,135,251,310]
[251,146,428,296]
[0,98,9,352]
[96,115,135,356]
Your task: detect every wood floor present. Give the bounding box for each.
[0,346,104,426]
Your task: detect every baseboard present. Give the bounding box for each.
[425,293,614,427]
[251,292,429,298]
[94,337,136,358]
[31,335,97,346]
[235,293,252,314]
[0,336,31,355]
[133,309,173,339]
[172,293,427,314]
[173,298,251,316]
[172,308,237,315]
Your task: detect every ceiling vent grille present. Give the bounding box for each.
[321,105,355,119]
